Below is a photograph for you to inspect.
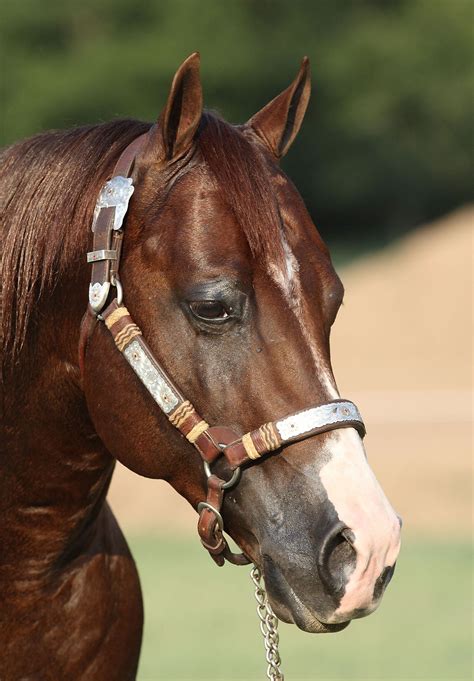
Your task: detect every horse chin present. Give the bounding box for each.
[267,589,350,634]
[262,555,351,634]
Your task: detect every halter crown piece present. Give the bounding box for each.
[81,130,366,566]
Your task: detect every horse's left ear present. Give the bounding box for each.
[247,57,311,159]
[149,52,203,164]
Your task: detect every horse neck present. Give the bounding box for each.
[1,256,115,578]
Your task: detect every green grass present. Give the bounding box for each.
[128,537,472,681]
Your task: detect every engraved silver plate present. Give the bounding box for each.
[123,340,179,414]
[92,176,135,232]
[276,401,363,441]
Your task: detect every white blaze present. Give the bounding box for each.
[268,227,400,621]
[319,429,401,622]
[268,232,339,398]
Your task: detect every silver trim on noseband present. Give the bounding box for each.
[276,401,363,441]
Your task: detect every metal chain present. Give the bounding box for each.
[251,565,285,680]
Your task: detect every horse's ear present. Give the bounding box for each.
[150,52,203,163]
[247,57,311,159]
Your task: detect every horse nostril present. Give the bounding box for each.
[396,514,403,529]
[317,523,357,596]
[373,564,395,601]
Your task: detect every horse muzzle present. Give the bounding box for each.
[259,510,400,633]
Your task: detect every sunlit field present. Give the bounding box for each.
[129,537,472,681]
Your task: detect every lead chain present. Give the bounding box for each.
[251,565,284,680]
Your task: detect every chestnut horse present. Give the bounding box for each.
[1,54,401,679]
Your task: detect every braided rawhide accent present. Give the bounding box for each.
[168,400,210,442]
[168,400,194,428]
[253,422,281,453]
[114,324,142,352]
[105,305,142,351]
[186,419,210,443]
[104,305,130,327]
[241,433,260,460]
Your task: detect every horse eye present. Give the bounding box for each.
[189,300,230,321]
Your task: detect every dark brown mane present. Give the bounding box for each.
[1,112,283,364]
[1,119,151,361]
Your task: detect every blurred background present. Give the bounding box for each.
[2,1,472,679]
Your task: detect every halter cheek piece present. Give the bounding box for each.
[80,131,366,567]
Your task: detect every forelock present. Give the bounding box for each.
[196,111,285,266]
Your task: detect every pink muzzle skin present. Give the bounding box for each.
[318,428,401,623]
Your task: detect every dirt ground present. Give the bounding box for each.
[108,206,473,538]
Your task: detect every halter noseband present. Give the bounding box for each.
[80,131,365,566]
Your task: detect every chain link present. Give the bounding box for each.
[251,565,284,680]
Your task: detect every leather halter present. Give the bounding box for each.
[80,130,366,566]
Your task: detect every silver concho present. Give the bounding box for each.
[89,281,110,312]
[92,176,135,232]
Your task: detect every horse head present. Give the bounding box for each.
[83,53,401,634]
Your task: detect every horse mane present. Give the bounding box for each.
[0,119,151,363]
[1,112,283,364]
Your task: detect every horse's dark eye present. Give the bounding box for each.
[189,300,230,321]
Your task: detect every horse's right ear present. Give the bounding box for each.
[148,52,203,164]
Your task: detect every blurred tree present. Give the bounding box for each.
[1,0,472,248]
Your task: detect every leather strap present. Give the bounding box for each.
[113,132,151,178]
[88,132,150,313]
